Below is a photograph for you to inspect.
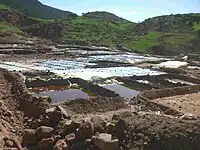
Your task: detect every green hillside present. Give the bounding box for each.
[0,2,200,55]
[123,13,200,55]
[83,11,130,23]
[0,0,77,19]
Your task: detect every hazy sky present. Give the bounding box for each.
[39,0,200,22]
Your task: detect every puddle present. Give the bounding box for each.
[29,86,90,102]
[101,83,140,99]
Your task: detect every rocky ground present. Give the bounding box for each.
[1,69,200,150]
[153,93,200,116]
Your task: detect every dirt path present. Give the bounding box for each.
[153,93,200,116]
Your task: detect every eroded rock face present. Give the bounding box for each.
[36,126,54,139]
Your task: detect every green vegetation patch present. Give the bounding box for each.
[0,23,23,36]
[161,33,195,44]
[30,17,55,23]
[193,22,200,31]
[124,32,160,53]
[0,4,11,11]
[58,16,132,46]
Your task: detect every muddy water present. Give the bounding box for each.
[29,86,90,102]
[102,83,140,99]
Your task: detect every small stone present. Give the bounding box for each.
[93,133,118,150]
[106,123,115,134]
[78,121,94,139]
[39,137,54,149]
[65,133,76,143]
[0,100,4,107]
[46,107,62,123]
[57,105,71,119]
[71,120,83,129]
[37,126,54,139]
[112,111,133,120]
[62,120,80,136]
[23,129,37,145]
[5,111,12,117]
[54,139,68,150]
[90,115,106,133]
[5,140,14,147]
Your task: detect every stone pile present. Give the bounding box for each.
[22,105,130,150]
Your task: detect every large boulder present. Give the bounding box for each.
[93,133,118,150]
[23,129,37,145]
[36,126,54,139]
[90,115,106,133]
[78,121,94,139]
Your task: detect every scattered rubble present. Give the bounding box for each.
[1,62,200,150]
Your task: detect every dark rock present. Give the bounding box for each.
[47,109,62,124]
[78,121,94,139]
[61,120,81,136]
[115,119,126,141]
[39,137,54,149]
[36,126,54,139]
[23,129,37,145]
[106,123,115,134]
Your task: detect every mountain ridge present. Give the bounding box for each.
[0,0,77,19]
[0,1,200,56]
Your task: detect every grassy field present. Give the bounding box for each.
[124,32,160,52]
[193,22,200,31]
[124,32,196,54]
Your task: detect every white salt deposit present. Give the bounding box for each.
[156,61,187,68]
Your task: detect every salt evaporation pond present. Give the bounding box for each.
[0,59,165,80]
[102,83,140,99]
[87,54,163,64]
[29,86,90,102]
